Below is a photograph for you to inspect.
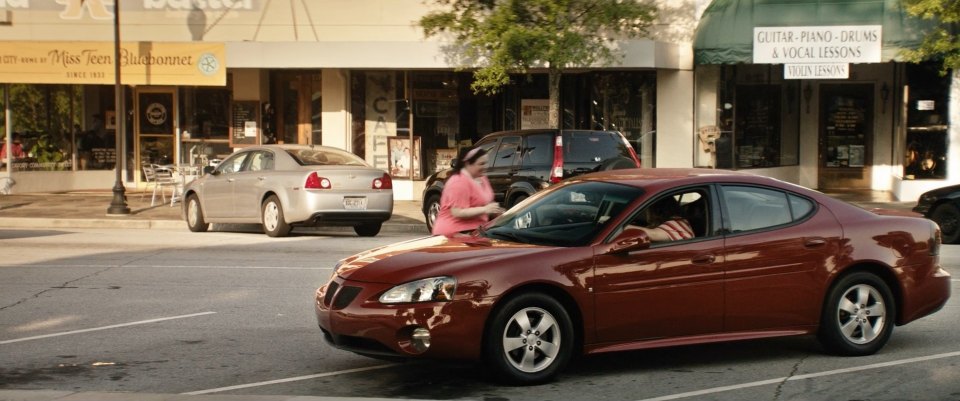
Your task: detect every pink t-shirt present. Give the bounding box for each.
[432,172,496,236]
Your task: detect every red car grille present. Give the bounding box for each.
[332,286,361,309]
[323,281,340,306]
[323,281,362,310]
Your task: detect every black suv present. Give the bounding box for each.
[422,129,640,231]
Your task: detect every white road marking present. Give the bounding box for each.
[0,312,216,345]
[637,350,960,401]
[0,264,332,270]
[183,363,399,395]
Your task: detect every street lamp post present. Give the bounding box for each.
[107,0,129,215]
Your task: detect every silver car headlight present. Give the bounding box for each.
[379,276,457,304]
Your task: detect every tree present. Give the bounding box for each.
[420,0,657,128]
[901,0,960,74]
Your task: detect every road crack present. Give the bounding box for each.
[0,265,118,311]
[773,355,808,400]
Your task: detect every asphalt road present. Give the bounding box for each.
[0,227,958,400]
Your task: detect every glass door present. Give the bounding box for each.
[819,83,873,190]
[134,87,177,184]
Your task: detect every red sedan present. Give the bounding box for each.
[315,169,951,384]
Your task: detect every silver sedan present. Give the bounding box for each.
[181,144,393,237]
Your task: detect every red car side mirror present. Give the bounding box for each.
[606,227,651,254]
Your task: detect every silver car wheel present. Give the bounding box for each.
[836,284,886,345]
[188,198,200,226]
[263,201,280,232]
[501,307,561,373]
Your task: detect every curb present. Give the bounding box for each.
[0,217,430,235]
[0,389,429,401]
[0,217,184,230]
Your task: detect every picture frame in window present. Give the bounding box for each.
[105,111,117,130]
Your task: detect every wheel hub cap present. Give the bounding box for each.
[837,284,885,344]
[502,307,560,373]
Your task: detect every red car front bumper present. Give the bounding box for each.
[315,276,492,360]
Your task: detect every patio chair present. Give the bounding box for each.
[141,164,177,206]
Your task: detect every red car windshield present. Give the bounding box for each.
[482,181,643,247]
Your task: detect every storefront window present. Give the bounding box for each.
[711,65,800,169]
[903,62,949,180]
[412,72,459,178]
[0,84,82,171]
[351,71,409,173]
[180,86,230,167]
[560,72,656,166]
[350,70,658,178]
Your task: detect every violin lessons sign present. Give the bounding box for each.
[0,41,225,85]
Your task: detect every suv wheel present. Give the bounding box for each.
[508,194,528,208]
[424,193,440,232]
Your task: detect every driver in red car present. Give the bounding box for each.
[630,198,694,242]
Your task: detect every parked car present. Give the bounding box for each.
[421,129,640,231]
[316,168,950,384]
[181,144,393,237]
[914,183,960,243]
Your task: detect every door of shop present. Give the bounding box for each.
[818,83,873,190]
[272,72,321,145]
[134,87,178,185]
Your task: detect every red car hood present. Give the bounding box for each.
[335,235,552,284]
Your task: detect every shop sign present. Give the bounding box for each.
[784,63,849,79]
[0,41,225,86]
[753,25,882,64]
[520,99,549,129]
[364,72,397,171]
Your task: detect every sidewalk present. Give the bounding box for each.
[0,189,917,233]
[0,190,429,234]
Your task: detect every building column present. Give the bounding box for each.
[656,69,695,168]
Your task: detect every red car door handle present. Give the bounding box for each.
[805,237,826,248]
[692,254,715,264]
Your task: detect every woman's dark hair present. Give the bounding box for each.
[647,197,682,226]
[451,147,488,174]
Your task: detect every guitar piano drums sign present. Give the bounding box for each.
[138,92,174,135]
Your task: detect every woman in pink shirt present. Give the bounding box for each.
[432,147,505,237]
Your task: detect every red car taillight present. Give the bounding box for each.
[373,173,392,189]
[549,135,564,184]
[305,172,332,189]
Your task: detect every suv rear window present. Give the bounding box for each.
[522,134,553,166]
[562,131,632,163]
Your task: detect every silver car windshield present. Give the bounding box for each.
[286,148,368,166]
[482,181,643,247]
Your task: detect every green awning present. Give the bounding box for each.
[694,0,939,64]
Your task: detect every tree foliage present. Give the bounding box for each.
[901,0,960,73]
[420,0,656,127]
[421,0,656,94]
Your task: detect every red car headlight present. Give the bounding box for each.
[379,276,457,304]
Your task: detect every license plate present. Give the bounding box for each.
[343,197,367,210]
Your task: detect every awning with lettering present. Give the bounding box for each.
[0,41,225,86]
[693,0,938,65]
